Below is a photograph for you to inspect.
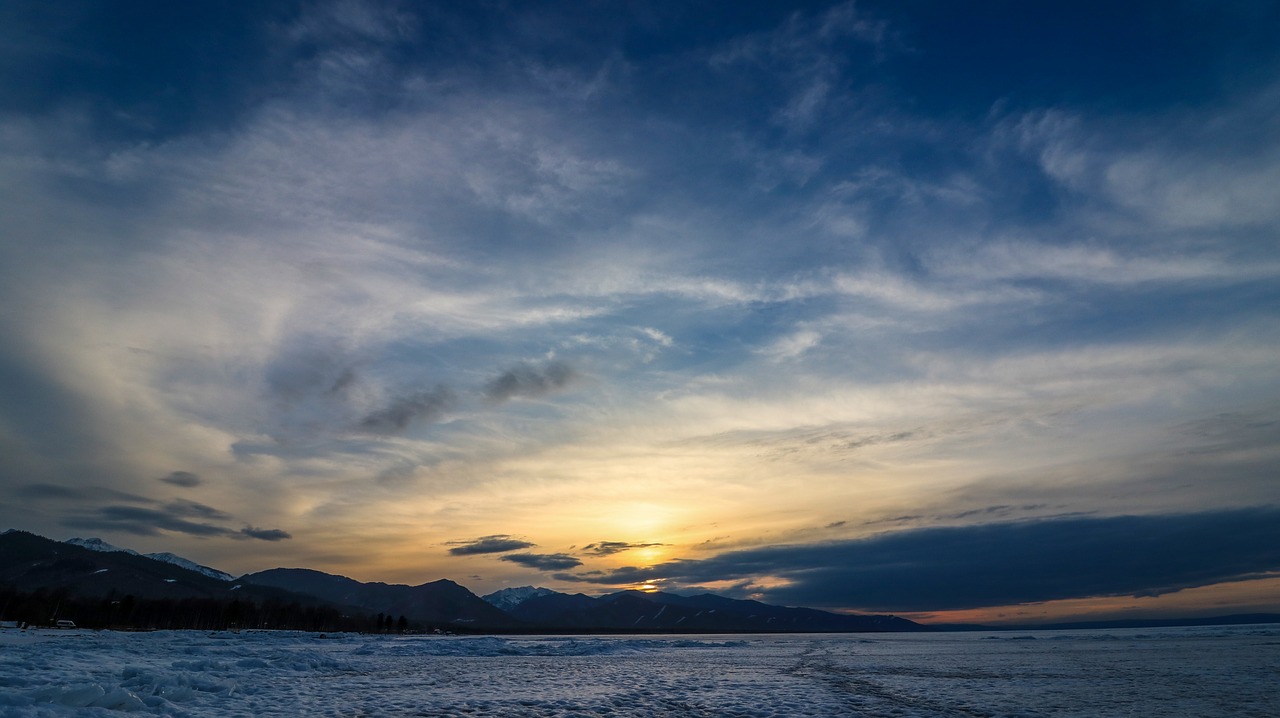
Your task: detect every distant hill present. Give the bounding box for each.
[483,585,925,632]
[143,552,235,582]
[65,537,235,581]
[65,537,139,555]
[241,568,519,629]
[482,585,557,611]
[0,530,332,611]
[4,531,234,600]
[67,529,1280,634]
[3,530,926,633]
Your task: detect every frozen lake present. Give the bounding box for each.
[1,624,1277,716]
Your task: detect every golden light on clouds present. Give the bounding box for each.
[2,0,1278,628]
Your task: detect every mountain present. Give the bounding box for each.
[508,591,601,624]
[66,537,139,555]
[241,568,518,629]
[481,585,925,632]
[64,537,234,581]
[1,531,289,604]
[610,590,924,632]
[144,552,234,582]
[482,586,557,611]
[8,530,917,633]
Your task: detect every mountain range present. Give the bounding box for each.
[6,530,1276,633]
[65,537,235,581]
[0,529,920,632]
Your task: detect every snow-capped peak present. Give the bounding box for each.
[482,586,557,611]
[144,552,235,582]
[66,537,140,555]
[65,537,234,581]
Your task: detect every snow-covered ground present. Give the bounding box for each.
[1,625,1277,716]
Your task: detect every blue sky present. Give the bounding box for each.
[1,0,1278,623]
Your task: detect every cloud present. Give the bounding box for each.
[358,385,454,433]
[15,483,84,500]
[553,565,665,585]
[61,504,289,542]
[447,535,535,556]
[708,1,891,131]
[240,526,292,541]
[554,509,1280,612]
[484,361,576,402]
[67,505,238,538]
[265,342,358,403]
[500,552,583,571]
[16,484,158,504]
[159,471,201,488]
[756,329,821,361]
[0,1,1277,604]
[164,499,232,521]
[581,541,666,557]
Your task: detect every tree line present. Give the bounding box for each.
[0,585,416,633]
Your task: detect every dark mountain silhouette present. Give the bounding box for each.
[485,586,924,632]
[240,568,518,629]
[615,590,923,631]
[0,530,331,608]
[2,529,924,633]
[503,590,601,624]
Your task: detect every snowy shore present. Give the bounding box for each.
[1,624,1277,716]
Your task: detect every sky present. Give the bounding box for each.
[1,0,1278,625]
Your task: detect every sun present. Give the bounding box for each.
[629,545,667,564]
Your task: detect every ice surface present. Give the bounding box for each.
[0,625,1276,716]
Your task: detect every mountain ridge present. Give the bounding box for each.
[14,529,1275,634]
[239,568,519,629]
[65,537,235,582]
[3,529,923,633]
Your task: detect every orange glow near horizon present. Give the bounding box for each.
[898,576,1280,625]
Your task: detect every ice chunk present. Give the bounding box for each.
[91,686,145,711]
[34,683,106,707]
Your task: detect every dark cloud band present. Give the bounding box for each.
[556,508,1280,612]
[159,471,201,488]
[500,552,583,570]
[447,535,535,556]
[62,505,290,542]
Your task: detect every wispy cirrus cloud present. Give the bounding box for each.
[580,541,667,557]
[0,1,1276,619]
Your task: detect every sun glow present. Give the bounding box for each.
[628,545,667,564]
